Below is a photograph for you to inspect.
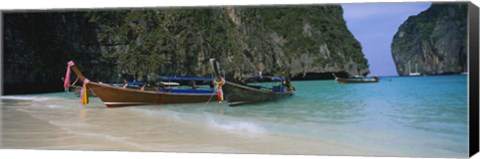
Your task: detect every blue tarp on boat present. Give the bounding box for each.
[270,77,285,81]
[127,81,146,85]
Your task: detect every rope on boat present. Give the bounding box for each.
[203,91,216,107]
[203,71,217,106]
[71,77,79,86]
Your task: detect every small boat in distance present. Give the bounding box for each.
[332,73,379,84]
[408,62,421,76]
[64,60,217,107]
[209,58,294,106]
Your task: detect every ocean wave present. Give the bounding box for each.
[47,104,64,109]
[0,95,52,101]
[133,106,268,135]
[206,117,267,134]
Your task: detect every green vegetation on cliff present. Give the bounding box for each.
[258,6,367,70]
[4,5,369,93]
[391,3,467,75]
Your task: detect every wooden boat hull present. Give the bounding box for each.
[67,61,217,108]
[222,82,294,106]
[86,82,217,108]
[335,77,379,83]
[209,58,294,106]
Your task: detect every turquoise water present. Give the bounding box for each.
[1,75,468,157]
[133,76,468,156]
[141,75,468,156]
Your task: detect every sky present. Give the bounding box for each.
[342,2,432,76]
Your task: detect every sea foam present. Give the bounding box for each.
[206,117,267,134]
[0,96,51,101]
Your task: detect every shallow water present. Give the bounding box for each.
[0,75,468,157]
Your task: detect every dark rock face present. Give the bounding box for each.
[391,3,467,76]
[3,5,369,94]
[3,12,103,94]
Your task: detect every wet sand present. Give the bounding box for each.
[0,97,388,156]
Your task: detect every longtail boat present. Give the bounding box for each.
[209,58,294,106]
[332,73,379,84]
[64,60,217,108]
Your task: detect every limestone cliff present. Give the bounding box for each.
[391,3,467,76]
[3,5,369,94]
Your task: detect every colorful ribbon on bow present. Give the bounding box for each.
[214,78,225,103]
[80,79,90,105]
[63,61,75,92]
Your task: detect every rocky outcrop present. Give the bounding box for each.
[391,3,467,76]
[4,5,369,94]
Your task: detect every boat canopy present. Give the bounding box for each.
[160,76,214,81]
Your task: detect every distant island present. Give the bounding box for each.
[4,5,369,94]
[391,3,467,76]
